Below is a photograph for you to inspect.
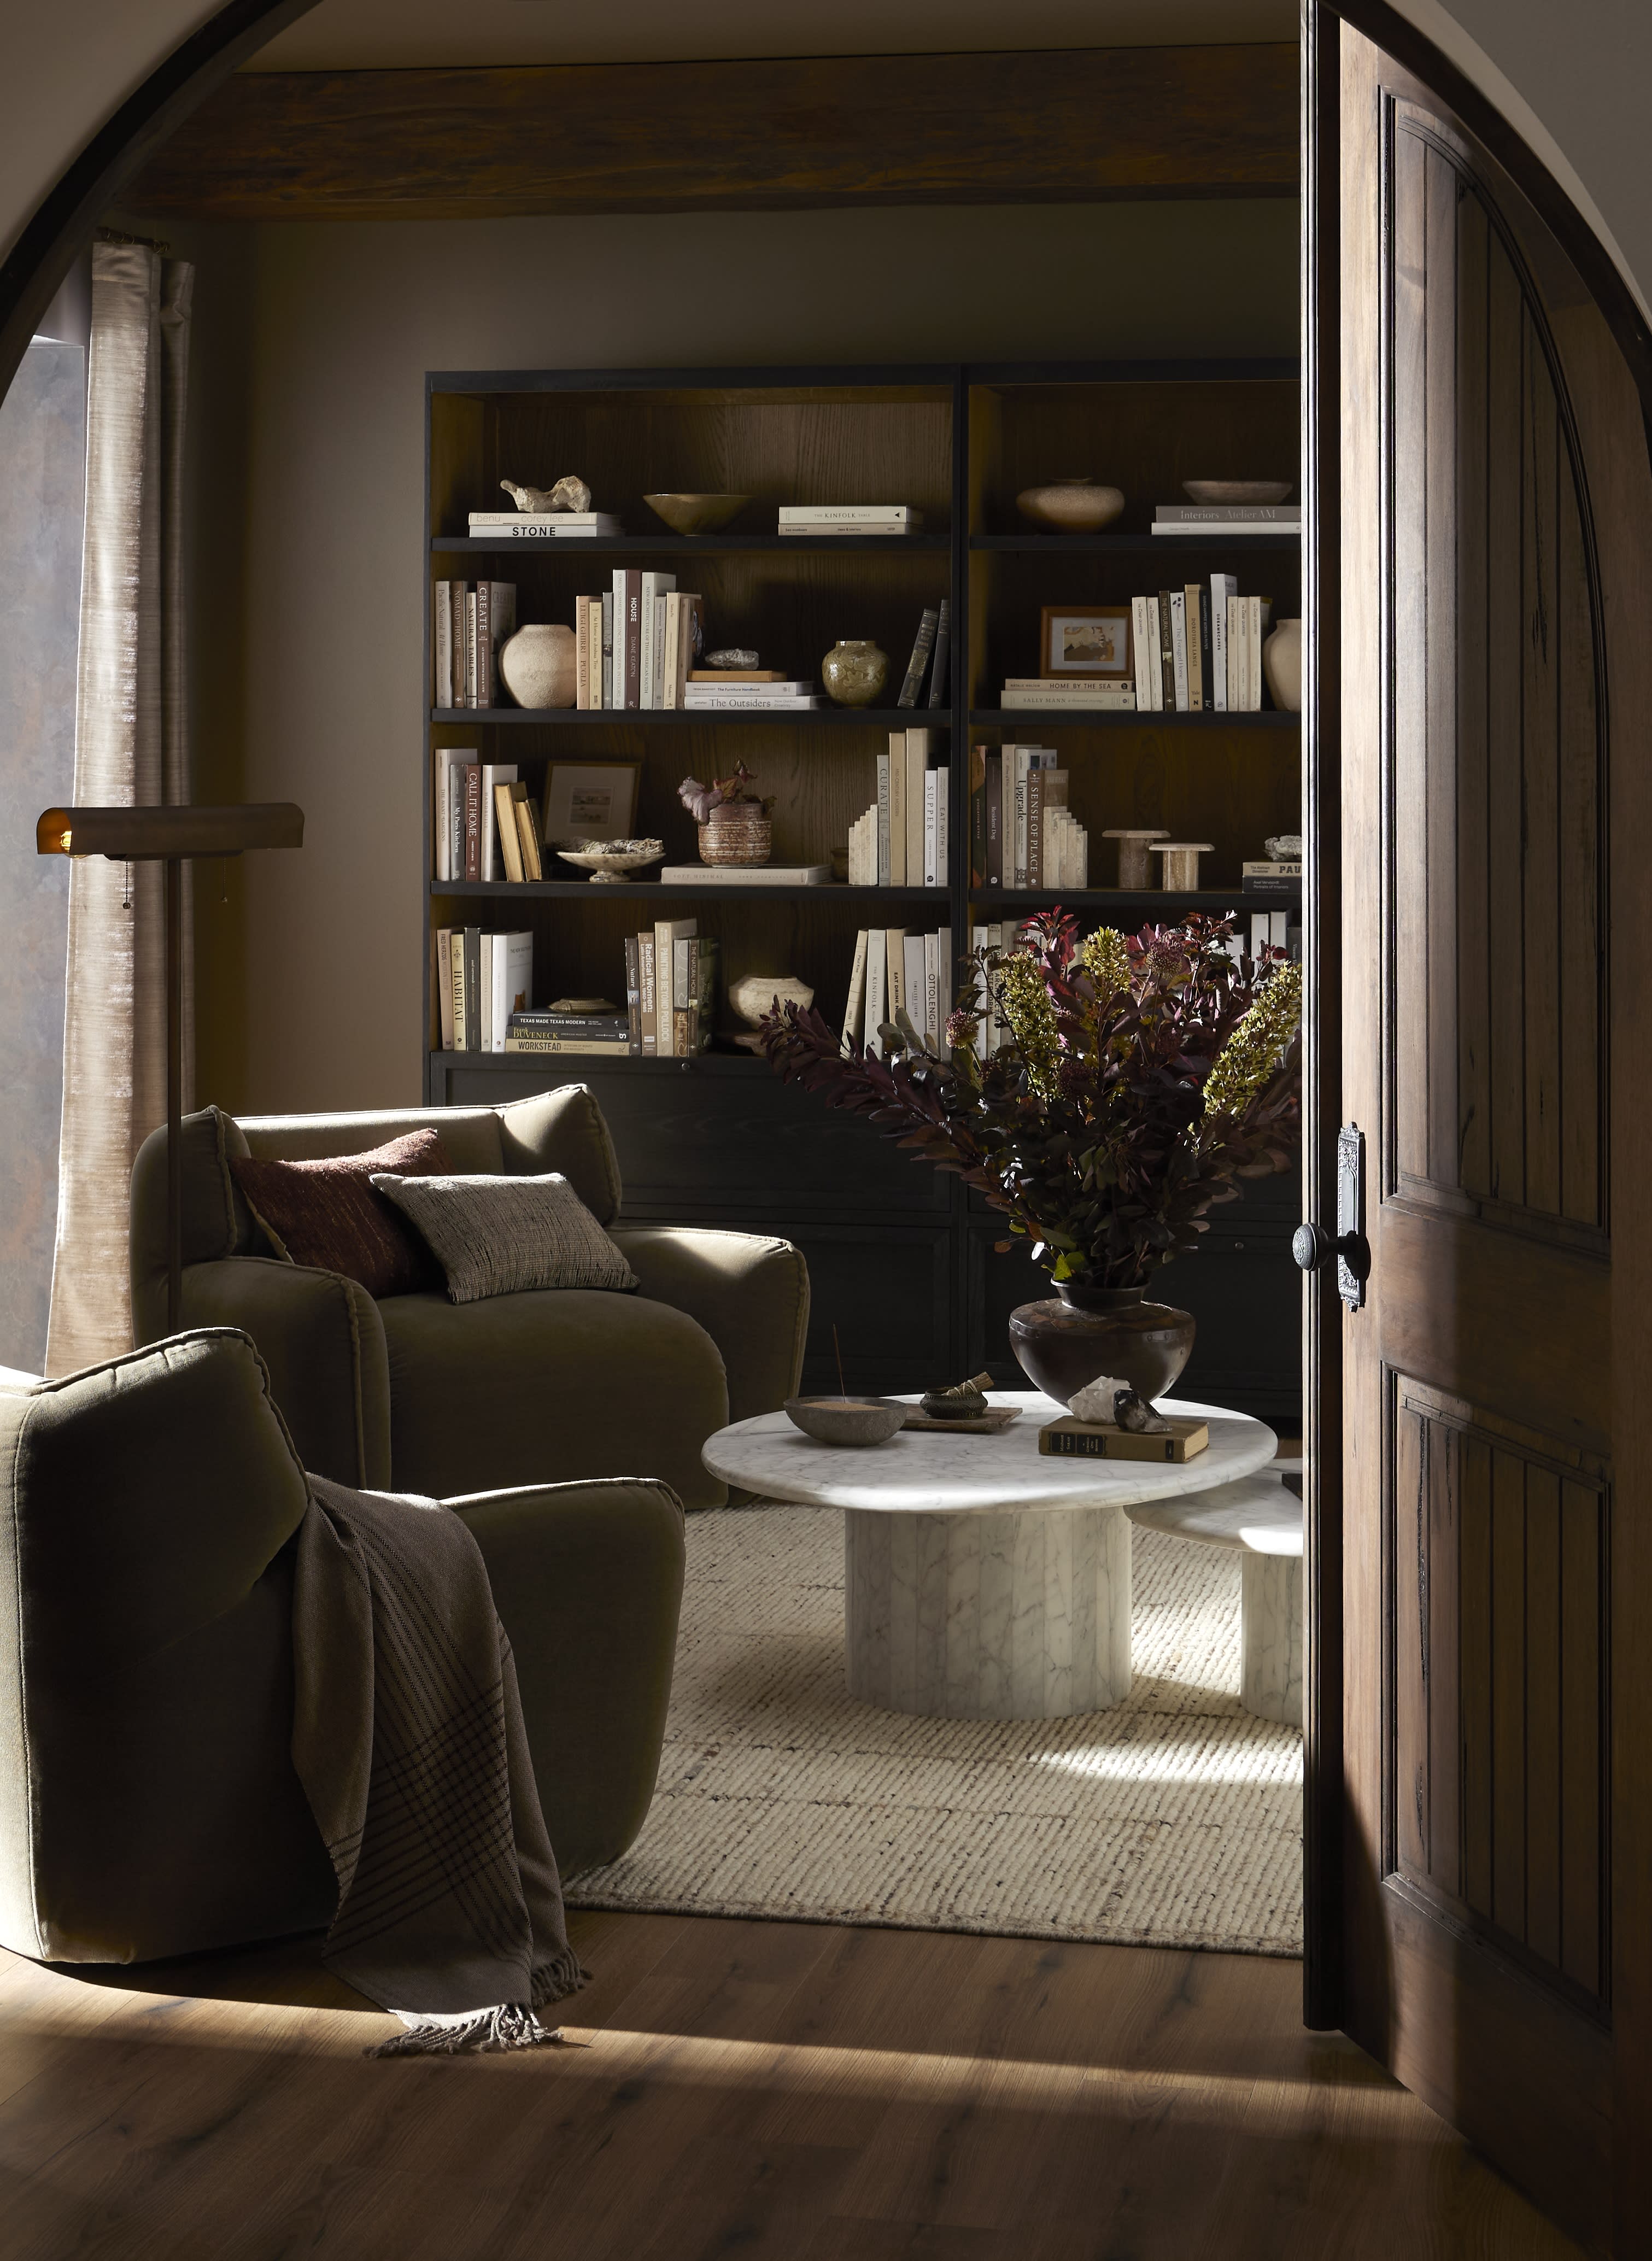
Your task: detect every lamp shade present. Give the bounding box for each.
[37,804,304,860]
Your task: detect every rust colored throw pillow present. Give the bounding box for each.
[229,1130,454,1298]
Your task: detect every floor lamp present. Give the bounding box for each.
[37,802,304,1331]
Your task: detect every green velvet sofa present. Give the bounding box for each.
[130,1090,809,1508]
[0,1328,684,1966]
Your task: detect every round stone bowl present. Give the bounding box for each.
[1181,479,1293,505]
[783,1396,908,1447]
[643,492,749,536]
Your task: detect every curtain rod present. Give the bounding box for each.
[95,226,172,256]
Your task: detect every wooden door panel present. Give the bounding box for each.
[1332,23,1652,2247]
[1385,103,1606,1245]
[1389,1376,1608,2004]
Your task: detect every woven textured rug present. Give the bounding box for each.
[566,1502,1303,1957]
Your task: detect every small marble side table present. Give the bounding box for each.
[702,1392,1277,1723]
[1125,1473,1304,1726]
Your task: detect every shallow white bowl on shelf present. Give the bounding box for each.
[554,839,665,883]
[1181,479,1293,505]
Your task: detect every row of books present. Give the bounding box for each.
[436,928,534,1053]
[433,581,516,709]
[575,578,712,709]
[845,929,955,1060]
[844,729,947,886]
[1151,501,1299,538]
[966,747,1085,890]
[625,921,717,1056]
[433,753,547,882]
[998,585,1276,713]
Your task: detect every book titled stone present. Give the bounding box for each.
[1039,1416,1210,1463]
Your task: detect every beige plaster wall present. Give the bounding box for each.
[174,197,1299,1112]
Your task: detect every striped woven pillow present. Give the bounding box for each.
[370,1171,638,1304]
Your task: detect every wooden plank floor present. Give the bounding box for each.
[0,1911,1581,2259]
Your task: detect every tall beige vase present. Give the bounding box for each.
[1261,618,1302,713]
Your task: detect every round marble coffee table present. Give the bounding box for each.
[702,1391,1277,1721]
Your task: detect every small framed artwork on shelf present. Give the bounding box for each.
[1039,605,1133,682]
[542,760,641,844]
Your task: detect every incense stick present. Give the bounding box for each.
[833,1323,848,1402]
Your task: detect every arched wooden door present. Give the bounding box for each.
[1311,19,1652,2253]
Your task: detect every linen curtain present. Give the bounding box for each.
[46,242,194,1375]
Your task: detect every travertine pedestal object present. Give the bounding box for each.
[845,1499,1132,1719]
[1126,1471,1304,1728]
[701,1391,1278,1724]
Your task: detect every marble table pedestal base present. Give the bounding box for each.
[1240,1552,1303,1727]
[845,1500,1132,1720]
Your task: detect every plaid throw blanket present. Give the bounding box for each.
[291,1474,587,2055]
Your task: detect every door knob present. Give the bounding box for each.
[1292,1221,1367,1274]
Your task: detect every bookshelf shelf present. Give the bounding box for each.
[435,535,952,555]
[968,708,1299,729]
[969,534,1300,553]
[431,880,951,903]
[424,356,1303,1416]
[431,706,947,728]
[970,887,1302,912]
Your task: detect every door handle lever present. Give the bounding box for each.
[1292,1221,1368,1274]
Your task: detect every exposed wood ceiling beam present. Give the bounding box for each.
[124,45,1299,221]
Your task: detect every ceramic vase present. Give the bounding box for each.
[1008,1282,1196,1409]
[699,809,772,865]
[1015,478,1126,533]
[1262,617,1303,712]
[821,640,888,706]
[497,622,576,709]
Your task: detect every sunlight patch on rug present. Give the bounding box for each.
[566,1502,1303,1956]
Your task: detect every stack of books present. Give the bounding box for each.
[433,753,546,882]
[1151,501,1299,539]
[1243,854,1302,897]
[966,747,1080,889]
[1247,908,1301,962]
[845,928,954,1059]
[434,928,533,1053]
[845,730,948,886]
[1001,677,1134,714]
[625,921,718,1056]
[505,1009,630,1057]
[433,581,517,708]
[1129,584,1274,713]
[467,509,624,538]
[777,505,922,537]
[682,675,820,711]
[574,580,704,709]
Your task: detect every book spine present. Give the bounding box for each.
[1182,585,1202,711]
[434,581,452,710]
[462,765,481,881]
[776,505,916,523]
[624,572,642,710]
[637,933,656,1055]
[864,928,887,1059]
[843,927,870,1055]
[662,592,680,709]
[926,597,951,709]
[1027,769,1045,888]
[610,572,625,706]
[436,929,454,1050]
[1156,592,1176,710]
[1211,583,1228,712]
[462,927,481,1052]
[877,752,892,886]
[1197,585,1214,710]
[494,781,524,883]
[985,752,1003,887]
[1154,503,1299,523]
[1169,595,1190,712]
[936,768,949,889]
[476,584,492,707]
[601,592,614,708]
[1129,596,1150,711]
[653,578,673,712]
[969,745,986,888]
[449,582,467,707]
[640,574,657,710]
[450,930,467,1050]
[905,730,927,886]
[505,1038,633,1055]
[897,607,939,707]
[923,771,936,888]
[575,594,590,708]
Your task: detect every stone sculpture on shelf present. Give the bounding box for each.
[704,648,759,669]
[1069,1376,1170,1432]
[499,475,593,514]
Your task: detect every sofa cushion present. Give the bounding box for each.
[497,1086,622,1225]
[377,1288,729,1508]
[230,1130,453,1298]
[372,1171,638,1303]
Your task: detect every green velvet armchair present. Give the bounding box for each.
[0,1328,684,1966]
[130,1089,809,1508]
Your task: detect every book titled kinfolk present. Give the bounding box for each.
[777,505,922,534]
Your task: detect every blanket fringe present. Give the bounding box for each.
[367,2005,573,2059]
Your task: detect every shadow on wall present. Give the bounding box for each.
[0,332,84,1368]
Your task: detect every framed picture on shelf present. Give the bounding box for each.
[1039,605,1132,681]
[542,762,641,843]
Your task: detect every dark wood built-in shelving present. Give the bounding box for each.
[423,358,1303,1417]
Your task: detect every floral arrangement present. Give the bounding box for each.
[757,910,1302,1290]
[678,760,776,824]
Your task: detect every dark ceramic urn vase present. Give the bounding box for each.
[1009,1281,1196,1409]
